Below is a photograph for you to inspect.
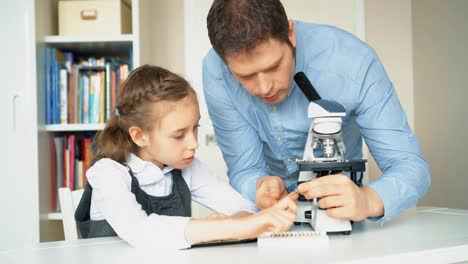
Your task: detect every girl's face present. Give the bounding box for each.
[137,95,200,169]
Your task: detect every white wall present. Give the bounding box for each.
[140,0,185,75]
[283,0,358,36]
[413,0,468,209]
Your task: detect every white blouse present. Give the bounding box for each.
[87,153,258,249]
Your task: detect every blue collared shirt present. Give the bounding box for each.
[202,20,430,223]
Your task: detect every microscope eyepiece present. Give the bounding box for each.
[294,72,321,101]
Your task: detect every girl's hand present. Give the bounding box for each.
[273,191,299,214]
[184,193,298,245]
[236,192,299,238]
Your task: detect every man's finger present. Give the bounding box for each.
[267,188,283,199]
[326,206,349,220]
[266,179,285,198]
[257,179,270,194]
[302,184,343,200]
[317,195,343,209]
[297,174,348,193]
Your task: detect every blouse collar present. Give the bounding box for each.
[126,153,174,185]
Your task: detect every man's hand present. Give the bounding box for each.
[297,174,384,221]
[255,176,287,209]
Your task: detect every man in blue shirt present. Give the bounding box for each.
[203,0,430,223]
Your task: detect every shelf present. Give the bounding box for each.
[43,34,134,55]
[44,123,105,132]
[46,212,63,220]
[44,34,134,44]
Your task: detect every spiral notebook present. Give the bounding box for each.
[257,230,329,248]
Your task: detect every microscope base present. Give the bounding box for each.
[311,205,352,235]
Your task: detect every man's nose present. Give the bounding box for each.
[257,73,273,95]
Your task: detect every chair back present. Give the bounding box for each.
[58,187,84,241]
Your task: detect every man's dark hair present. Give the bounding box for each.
[207,0,292,60]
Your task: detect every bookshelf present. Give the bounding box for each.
[44,124,106,132]
[35,0,144,242]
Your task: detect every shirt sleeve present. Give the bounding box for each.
[187,159,259,215]
[87,159,192,249]
[202,55,269,202]
[355,52,431,224]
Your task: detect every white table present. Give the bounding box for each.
[3,207,468,264]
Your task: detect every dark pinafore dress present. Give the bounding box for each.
[74,166,192,238]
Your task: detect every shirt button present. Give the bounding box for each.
[277,137,282,142]
[272,106,277,111]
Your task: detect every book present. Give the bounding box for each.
[68,135,75,190]
[99,71,105,123]
[82,137,93,186]
[53,137,64,211]
[110,70,116,114]
[82,73,90,123]
[45,48,51,124]
[68,66,75,124]
[257,231,328,249]
[59,68,68,124]
[51,48,66,124]
[77,160,84,189]
[105,63,111,120]
[64,134,69,189]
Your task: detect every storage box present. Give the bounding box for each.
[58,0,132,36]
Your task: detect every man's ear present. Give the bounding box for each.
[128,126,148,147]
[288,19,297,48]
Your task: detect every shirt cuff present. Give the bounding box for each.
[131,215,192,250]
[231,171,266,203]
[169,216,193,249]
[365,175,402,224]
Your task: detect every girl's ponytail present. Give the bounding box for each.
[93,114,137,164]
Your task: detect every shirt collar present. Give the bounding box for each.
[293,20,305,74]
[126,153,174,185]
[290,20,303,98]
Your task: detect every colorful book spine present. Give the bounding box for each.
[52,137,64,211]
[105,63,111,120]
[99,71,105,123]
[45,48,51,124]
[59,68,68,124]
[83,73,90,124]
[69,135,75,191]
[68,66,75,124]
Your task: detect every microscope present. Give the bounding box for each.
[293,72,366,235]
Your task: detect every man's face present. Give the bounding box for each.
[225,24,296,105]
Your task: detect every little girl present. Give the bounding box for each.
[75,65,298,249]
